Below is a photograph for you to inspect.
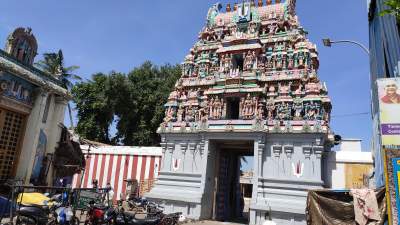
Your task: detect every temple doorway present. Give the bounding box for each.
[212,140,254,223]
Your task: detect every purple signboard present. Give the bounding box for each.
[381,124,400,135]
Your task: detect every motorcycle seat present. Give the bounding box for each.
[19,204,49,210]
[93,204,107,210]
[129,217,160,225]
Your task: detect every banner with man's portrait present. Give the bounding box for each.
[377,78,400,146]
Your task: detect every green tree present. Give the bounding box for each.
[35,50,81,128]
[72,62,181,146]
[380,0,400,22]
[72,73,119,144]
[115,62,181,146]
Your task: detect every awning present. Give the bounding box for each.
[306,188,386,225]
[216,43,262,53]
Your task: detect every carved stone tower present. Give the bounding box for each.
[146,1,335,224]
[5,27,38,65]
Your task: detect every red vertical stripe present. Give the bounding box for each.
[98,155,106,188]
[148,156,156,180]
[113,155,123,202]
[75,172,82,188]
[130,156,139,197]
[82,156,92,188]
[91,154,99,184]
[106,155,115,184]
[140,156,147,181]
[131,156,138,180]
[121,156,131,199]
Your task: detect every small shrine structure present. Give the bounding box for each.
[146,1,335,224]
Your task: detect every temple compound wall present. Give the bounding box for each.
[146,1,336,224]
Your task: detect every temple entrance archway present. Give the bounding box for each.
[211,140,254,223]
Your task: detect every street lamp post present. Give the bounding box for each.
[322,38,370,55]
[322,37,372,139]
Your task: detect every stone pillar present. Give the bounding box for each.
[167,142,175,171]
[45,95,68,185]
[250,135,265,225]
[16,88,48,183]
[180,142,188,172]
[160,137,167,171]
[313,145,324,183]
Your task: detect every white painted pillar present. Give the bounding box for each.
[16,89,48,184]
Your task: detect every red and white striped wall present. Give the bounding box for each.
[72,145,162,201]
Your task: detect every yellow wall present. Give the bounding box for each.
[345,164,373,189]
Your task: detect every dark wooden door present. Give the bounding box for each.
[0,108,26,180]
[215,152,230,221]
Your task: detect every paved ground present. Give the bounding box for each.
[2,217,248,225]
[1,203,250,225]
[183,220,247,225]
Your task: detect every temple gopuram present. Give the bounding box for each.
[146,1,335,224]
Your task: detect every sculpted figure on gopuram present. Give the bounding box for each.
[160,0,331,133]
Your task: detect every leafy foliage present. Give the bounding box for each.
[35,50,81,89]
[380,0,400,22]
[71,61,181,146]
[35,49,81,128]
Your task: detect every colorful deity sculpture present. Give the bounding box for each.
[164,106,176,123]
[161,0,330,130]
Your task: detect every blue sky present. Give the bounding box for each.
[0,0,371,150]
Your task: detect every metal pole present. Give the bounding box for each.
[79,145,91,189]
[329,40,370,55]
[9,183,14,225]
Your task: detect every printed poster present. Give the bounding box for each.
[391,157,400,223]
[377,78,400,146]
[383,148,400,225]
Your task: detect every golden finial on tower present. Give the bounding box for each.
[226,3,231,12]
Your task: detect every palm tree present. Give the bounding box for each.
[35,49,81,129]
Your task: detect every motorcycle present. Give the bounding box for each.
[111,200,182,225]
[15,192,79,225]
[15,203,56,225]
[84,201,113,225]
[126,197,148,212]
[54,205,79,225]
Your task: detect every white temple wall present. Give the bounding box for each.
[148,132,330,225]
[16,92,67,184]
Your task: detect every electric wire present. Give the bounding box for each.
[330,112,370,118]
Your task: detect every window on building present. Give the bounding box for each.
[232,54,244,71]
[42,95,52,123]
[226,97,240,119]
